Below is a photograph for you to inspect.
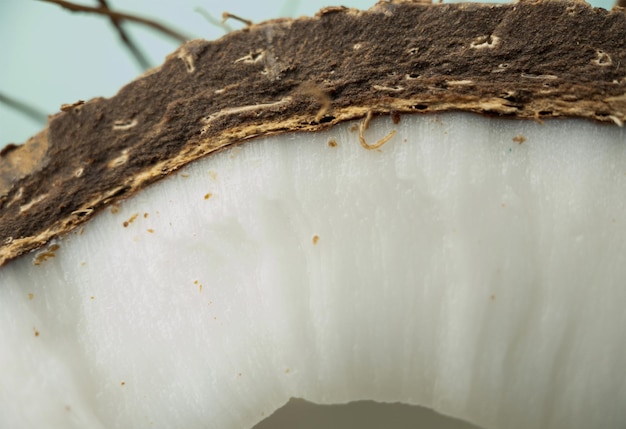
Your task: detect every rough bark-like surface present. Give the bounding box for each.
[1,0,625,266]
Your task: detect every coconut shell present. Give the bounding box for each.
[1,0,625,266]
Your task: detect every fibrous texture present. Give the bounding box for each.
[1,114,626,428]
[1,1,625,428]
[1,0,625,264]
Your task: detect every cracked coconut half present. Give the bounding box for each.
[1,1,625,428]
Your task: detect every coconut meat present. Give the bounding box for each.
[1,113,625,429]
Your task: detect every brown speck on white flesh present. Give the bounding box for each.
[122,213,139,228]
[32,244,60,266]
[0,1,626,429]
[512,134,526,144]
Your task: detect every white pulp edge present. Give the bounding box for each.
[1,112,625,429]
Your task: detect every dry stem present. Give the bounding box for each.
[96,0,151,70]
[0,93,47,126]
[221,12,253,27]
[38,0,189,43]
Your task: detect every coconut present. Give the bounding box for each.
[1,1,625,428]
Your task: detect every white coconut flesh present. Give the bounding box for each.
[0,112,625,429]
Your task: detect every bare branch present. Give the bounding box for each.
[0,92,47,125]
[194,7,233,33]
[97,0,151,70]
[221,12,253,27]
[38,0,190,44]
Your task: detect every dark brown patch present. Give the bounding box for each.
[328,139,338,148]
[391,111,401,124]
[1,0,625,265]
[0,144,18,158]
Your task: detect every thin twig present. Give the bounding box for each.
[194,7,233,33]
[38,0,189,44]
[0,92,47,125]
[97,0,151,70]
[221,12,253,27]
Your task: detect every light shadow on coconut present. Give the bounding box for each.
[253,399,484,429]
